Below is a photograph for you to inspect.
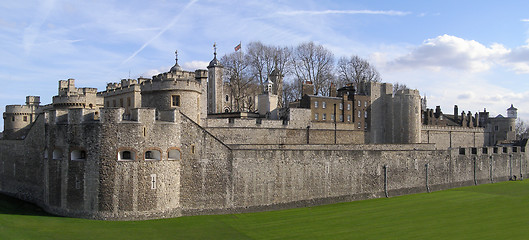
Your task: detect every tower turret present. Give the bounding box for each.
[207,43,224,114]
[507,104,517,119]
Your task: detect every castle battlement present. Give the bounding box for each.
[140,78,202,93]
[422,125,485,132]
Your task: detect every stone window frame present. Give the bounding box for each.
[144,147,163,161]
[70,147,87,161]
[23,116,27,122]
[172,95,180,107]
[167,147,182,160]
[117,148,138,161]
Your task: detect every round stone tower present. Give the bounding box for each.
[392,89,422,144]
[140,50,206,122]
[3,96,40,139]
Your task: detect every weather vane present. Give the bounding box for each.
[213,42,217,57]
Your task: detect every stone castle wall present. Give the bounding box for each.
[422,125,487,149]
[0,108,526,220]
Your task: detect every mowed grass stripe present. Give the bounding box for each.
[0,180,528,239]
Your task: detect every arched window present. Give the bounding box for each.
[71,149,87,161]
[52,149,63,160]
[144,150,161,160]
[168,148,181,160]
[118,150,136,161]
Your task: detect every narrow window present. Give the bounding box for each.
[75,175,81,190]
[314,101,318,108]
[358,111,361,118]
[331,114,335,121]
[191,145,195,154]
[322,101,326,109]
[357,122,361,129]
[144,150,161,160]
[482,148,488,154]
[71,150,87,160]
[339,103,343,110]
[365,101,367,107]
[322,113,327,121]
[225,95,229,102]
[127,97,131,107]
[314,113,318,120]
[495,126,499,131]
[364,111,368,118]
[113,100,116,107]
[459,148,466,155]
[347,104,351,111]
[339,115,343,122]
[347,115,351,122]
[120,99,124,107]
[12,116,14,121]
[150,174,157,190]
[119,150,136,161]
[358,100,360,107]
[172,95,180,107]
[53,149,63,160]
[510,126,513,131]
[168,149,181,160]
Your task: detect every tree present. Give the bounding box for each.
[292,42,335,97]
[393,82,409,95]
[221,52,257,112]
[246,42,293,108]
[515,118,529,140]
[337,55,381,91]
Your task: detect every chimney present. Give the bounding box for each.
[302,81,314,97]
[454,105,458,122]
[329,83,337,97]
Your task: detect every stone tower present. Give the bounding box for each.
[207,43,224,114]
[269,68,283,108]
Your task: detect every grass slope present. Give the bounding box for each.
[1,180,529,239]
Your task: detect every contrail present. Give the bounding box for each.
[122,0,198,64]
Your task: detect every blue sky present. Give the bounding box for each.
[1,0,529,129]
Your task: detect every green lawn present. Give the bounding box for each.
[1,180,529,239]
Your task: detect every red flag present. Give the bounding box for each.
[234,42,241,51]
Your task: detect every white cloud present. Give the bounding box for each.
[388,35,509,72]
[521,19,529,22]
[183,61,209,70]
[277,10,410,16]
